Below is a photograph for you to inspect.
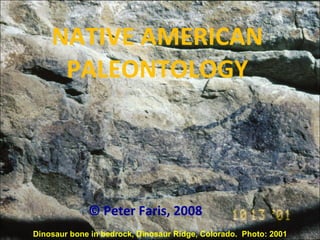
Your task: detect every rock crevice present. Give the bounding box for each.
[1,1,319,239]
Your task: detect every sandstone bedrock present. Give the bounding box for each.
[0,1,319,240]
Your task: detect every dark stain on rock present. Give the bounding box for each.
[0,140,20,175]
[231,102,316,155]
[232,102,281,151]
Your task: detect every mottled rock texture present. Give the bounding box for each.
[1,1,319,239]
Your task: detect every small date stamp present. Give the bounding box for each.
[233,208,291,221]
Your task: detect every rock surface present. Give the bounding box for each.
[1,1,319,239]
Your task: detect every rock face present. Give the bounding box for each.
[0,1,319,239]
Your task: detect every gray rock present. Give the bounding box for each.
[0,1,319,239]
